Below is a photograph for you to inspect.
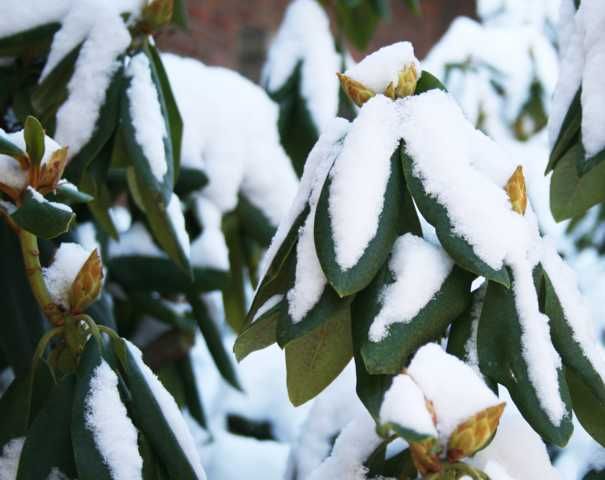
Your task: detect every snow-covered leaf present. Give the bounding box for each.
[17,377,77,480]
[11,187,74,239]
[234,296,282,362]
[478,276,573,446]
[402,150,511,287]
[47,180,93,205]
[415,70,448,94]
[546,90,581,174]
[285,304,353,406]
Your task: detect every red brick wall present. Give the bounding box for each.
[156,0,476,81]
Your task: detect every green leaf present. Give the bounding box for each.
[550,143,605,221]
[175,167,208,197]
[543,271,605,404]
[72,341,117,480]
[177,353,207,429]
[359,264,472,375]
[547,89,581,174]
[172,0,189,29]
[415,70,447,94]
[566,367,605,448]
[234,297,281,362]
[109,256,229,294]
[24,115,45,167]
[315,144,417,297]
[11,188,75,239]
[581,147,605,177]
[335,0,380,50]
[119,340,205,480]
[237,194,276,247]
[0,23,59,57]
[129,292,195,332]
[285,302,353,406]
[17,376,77,480]
[46,180,94,204]
[478,275,573,446]
[0,132,26,162]
[221,212,247,333]
[402,150,511,287]
[188,293,242,391]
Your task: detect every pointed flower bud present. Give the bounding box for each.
[142,0,174,30]
[505,165,527,215]
[38,146,68,193]
[384,63,418,100]
[68,248,104,314]
[336,72,375,107]
[446,402,505,462]
[409,437,442,475]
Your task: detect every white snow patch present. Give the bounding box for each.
[379,374,437,437]
[464,283,487,375]
[344,42,420,94]
[126,341,206,480]
[369,234,453,342]
[190,196,229,271]
[407,343,501,441]
[262,0,340,131]
[44,242,93,309]
[253,294,283,322]
[166,193,190,259]
[85,361,142,480]
[0,1,70,38]
[0,437,25,480]
[108,223,164,258]
[126,53,168,182]
[329,95,400,269]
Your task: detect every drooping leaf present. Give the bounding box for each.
[566,367,605,448]
[177,353,207,429]
[221,212,247,333]
[0,23,60,57]
[46,180,94,204]
[547,89,581,174]
[11,188,75,239]
[234,297,281,362]
[415,70,447,94]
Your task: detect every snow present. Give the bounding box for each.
[258,118,350,282]
[166,193,190,259]
[0,437,24,480]
[262,0,340,132]
[126,341,206,480]
[307,409,382,480]
[28,187,73,213]
[0,1,70,39]
[126,52,168,182]
[252,294,283,322]
[407,344,501,441]
[329,95,400,270]
[85,360,142,480]
[464,283,487,375]
[190,197,229,271]
[162,53,298,227]
[368,234,454,342]
[108,223,164,258]
[540,237,605,384]
[344,42,420,94]
[44,242,93,309]
[379,374,437,438]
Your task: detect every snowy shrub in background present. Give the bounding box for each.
[0,123,206,479]
[236,41,605,478]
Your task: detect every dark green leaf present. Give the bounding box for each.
[566,367,605,448]
[11,188,75,239]
[237,194,276,247]
[174,167,208,197]
[47,180,94,204]
[171,0,189,29]
[0,132,26,162]
[221,212,247,333]
[415,70,447,94]
[402,150,511,287]
[335,0,380,50]
[547,89,581,174]
[177,353,207,429]
[0,23,59,57]
[234,298,281,362]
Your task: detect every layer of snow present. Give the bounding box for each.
[258,118,350,283]
[307,410,382,480]
[262,0,340,131]
[0,0,70,38]
[126,52,168,182]
[126,341,206,480]
[329,95,400,270]
[162,54,298,227]
[0,437,25,480]
[407,344,501,441]
[369,234,453,342]
[28,187,73,213]
[166,193,190,259]
[108,223,164,258]
[379,374,437,437]
[44,242,93,309]
[540,237,605,385]
[344,42,420,94]
[85,360,142,480]
[191,197,229,271]
[464,283,487,375]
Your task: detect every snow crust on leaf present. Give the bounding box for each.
[344,42,420,94]
[191,197,229,271]
[0,437,25,480]
[166,193,190,259]
[369,234,453,342]
[126,341,207,480]
[253,294,283,322]
[44,241,92,309]
[108,222,163,258]
[328,95,400,270]
[126,52,168,182]
[379,374,437,438]
[464,283,487,375]
[258,118,350,283]
[85,360,142,480]
[407,344,501,441]
[162,53,298,227]
[262,0,340,131]
[0,0,70,38]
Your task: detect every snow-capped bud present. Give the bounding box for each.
[409,437,442,475]
[384,63,418,100]
[68,249,103,314]
[336,72,375,107]
[505,165,527,215]
[142,0,174,30]
[446,402,505,462]
[37,146,68,193]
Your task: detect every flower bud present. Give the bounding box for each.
[410,437,442,475]
[446,402,505,462]
[384,63,418,100]
[69,249,103,314]
[142,0,174,30]
[336,73,375,107]
[38,146,68,193]
[505,165,527,215]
